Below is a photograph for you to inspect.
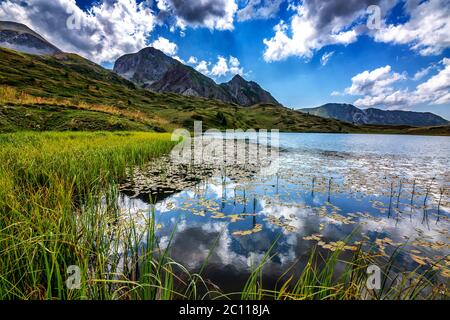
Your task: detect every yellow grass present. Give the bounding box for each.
[0,86,169,127]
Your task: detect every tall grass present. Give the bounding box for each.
[0,131,185,299]
[236,244,446,300]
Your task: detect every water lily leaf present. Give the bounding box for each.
[232,224,263,236]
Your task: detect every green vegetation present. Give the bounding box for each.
[1,48,447,135]
[0,131,180,299]
[0,131,445,300]
[0,48,447,300]
[239,244,444,300]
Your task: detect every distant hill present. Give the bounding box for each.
[0,21,61,55]
[220,74,279,107]
[300,103,449,127]
[113,47,279,107]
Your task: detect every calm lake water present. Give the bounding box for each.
[119,133,450,293]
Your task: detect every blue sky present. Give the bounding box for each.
[1,0,449,119]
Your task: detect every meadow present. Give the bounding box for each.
[0,131,446,300]
[1,47,449,135]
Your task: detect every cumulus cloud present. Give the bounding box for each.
[0,0,156,64]
[187,56,198,64]
[373,0,450,56]
[211,56,230,76]
[263,0,450,62]
[158,0,238,30]
[343,59,450,109]
[344,65,406,96]
[413,66,433,81]
[415,58,450,105]
[150,36,178,56]
[263,0,397,62]
[237,0,283,22]
[353,89,411,109]
[195,60,211,75]
[228,56,244,75]
[320,51,335,66]
[194,55,244,79]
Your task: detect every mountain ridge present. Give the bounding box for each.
[0,46,448,136]
[300,103,449,127]
[0,21,448,135]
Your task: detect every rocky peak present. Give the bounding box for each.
[220,75,280,107]
[114,47,280,107]
[113,47,179,86]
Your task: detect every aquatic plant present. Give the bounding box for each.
[0,132,447,300]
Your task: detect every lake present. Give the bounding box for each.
[119,133,450,294]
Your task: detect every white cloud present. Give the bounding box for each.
[263,0,450,62]
[228,56,244,75]
[320,51,335,66]
[195,60,211,75]
[237,0,283,22]
[415,58,450,105]
[262,1,370,62]
[211,56,230,76]
[374,0,450,56]
[150,36,178,56]
[187,56,198,64]
[195,55,244,79]
[413,66,433,81]
[344,59,450,109]
[0,0,155,64]
[172,55,185,63]
[353,89,411,109]
[156,0,169,11]
[344,65,406,96]
[331,90,342,96]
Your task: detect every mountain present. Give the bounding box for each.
[0,46,379,134]
[1,46,449,136]
[300,103,449,127]
[113,47,279,107]
[0,23,447,136]
[220,74,279,106]
[113,47,179,86]
[147,64,235,103]
[0,21,61,55]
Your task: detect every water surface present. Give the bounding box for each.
[119,133,450,293]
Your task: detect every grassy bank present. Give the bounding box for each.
[0,131,179,299]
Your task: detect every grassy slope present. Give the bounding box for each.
[1,47,447,135]
[0,104,151,132]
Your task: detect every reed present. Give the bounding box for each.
[0,131,180,299]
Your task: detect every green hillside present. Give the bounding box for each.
[0,47,448,135]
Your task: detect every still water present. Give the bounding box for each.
[119,133,450,293]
